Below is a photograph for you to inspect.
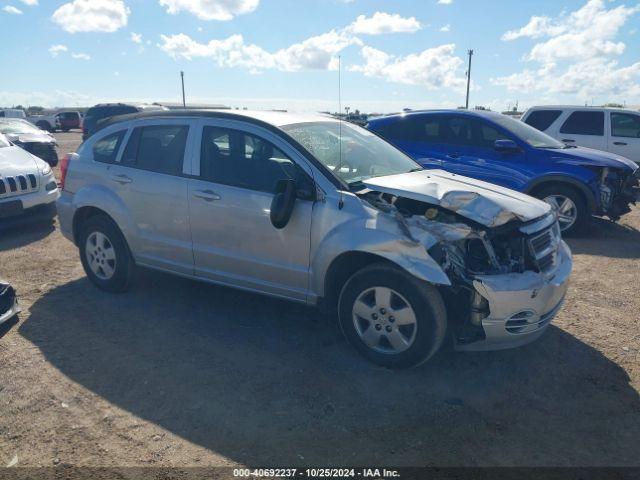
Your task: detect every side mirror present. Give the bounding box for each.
[494,139,520,153]
[270,179,297,229]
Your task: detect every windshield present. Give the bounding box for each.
[0,119,43,135]
[281,121,421,186]
[491,115,566,149]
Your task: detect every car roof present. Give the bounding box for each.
[95,109,339,133]
[524,105,640,112]
[367,109,504,125]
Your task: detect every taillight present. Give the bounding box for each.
[59,153,71,190]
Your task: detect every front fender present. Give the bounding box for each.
[524,173,598,211]
[311,210,452,298]
[70,184,138,253]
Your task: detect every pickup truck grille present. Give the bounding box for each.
[527,221,561,273]
[0,174,39,198]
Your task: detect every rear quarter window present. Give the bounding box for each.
[524,110,562,131]
[92,130,126,163]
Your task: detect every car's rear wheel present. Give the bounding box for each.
[79,215,133,293]
[338,263,447,368]
[534,184,588,236]
[36,121,51,132]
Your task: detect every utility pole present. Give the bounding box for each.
[465,49,473,110]
[180,71,186,108]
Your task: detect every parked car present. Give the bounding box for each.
[0,109,26,119]
[0,279,20,326]
[56,111,82,132]
[57,110,571,368]
[82,103,167,140]
[0,133,59,226]
[522,106,640,164]
[0,119,59,167]
[27,113,61,133]
[367,110,639,235]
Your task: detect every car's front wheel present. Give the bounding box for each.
[338,263,447,368]
[79,215,133,293]
[534,184,588,236]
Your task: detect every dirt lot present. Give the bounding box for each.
[1,131,639,468]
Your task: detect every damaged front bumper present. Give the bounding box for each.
[456,241,572,351]
[0,282,20,325]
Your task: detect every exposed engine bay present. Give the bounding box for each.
[599,167,640,221]
[360,190,562,346]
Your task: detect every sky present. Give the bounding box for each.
[1,0,640,112]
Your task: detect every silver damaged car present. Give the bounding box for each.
[57,110,572,368]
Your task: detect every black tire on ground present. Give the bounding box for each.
[532,184,589,236]
[338,263,447,368]
[36,121,51,132]
[78,215,133,293]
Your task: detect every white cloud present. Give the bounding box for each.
[439,24,450,32]
[437,0,453,4]
[348,12,421,35]
[49,44,68,57]
[131,32,143,43]
[159,30,358,73]
[494,0,640,100]
[493,58,640,99]
[19,0,38,5]
[2,5,23,14]
[159,0,259,21]
[350,44,467,91]
[52,0,130,33]
[71,52,91,60]
[502,0,639,62]
[501,16,563,41]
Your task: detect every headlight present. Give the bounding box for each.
[41,163,52,176]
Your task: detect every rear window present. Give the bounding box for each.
[93,130,126,163]
[560,111,604,136]
[121,125,189,175]
[611,112,640,138]
[524,110,562,131]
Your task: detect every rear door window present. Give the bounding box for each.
[560,111,604,136]
[524,110,562,131]
[121,125,189,175]
[611,112,640,138]
[93,130,126,163]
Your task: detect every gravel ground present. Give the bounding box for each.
[0,131,639,468]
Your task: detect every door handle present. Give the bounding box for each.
[193,189,221,202]
[110,174,132,185]
[613,141,628,146]
[561,139,576,143]
[447,153,460,159]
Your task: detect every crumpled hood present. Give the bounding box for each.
[0,146,40,176]
[362,169,551,227]
[545,146,638,171]
[5,132,55,145]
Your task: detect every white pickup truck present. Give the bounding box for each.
[522,106,640,164]
[27,113,61,133]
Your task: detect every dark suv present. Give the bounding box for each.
[82,103,167,140]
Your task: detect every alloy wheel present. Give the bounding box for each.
[543,195,578,231]
[85,231,117,280]
[352,286,418,354]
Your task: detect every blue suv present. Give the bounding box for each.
[367,110,639,234]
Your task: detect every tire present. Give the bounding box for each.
[36,121,51,132]
[533,184,588,236]
[338,263,447,368]
[79,215,133,293]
